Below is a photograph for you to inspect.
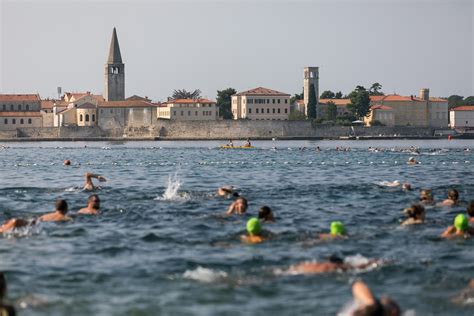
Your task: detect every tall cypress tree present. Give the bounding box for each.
[307,83,317,119]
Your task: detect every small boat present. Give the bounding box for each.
[219,145,255,149]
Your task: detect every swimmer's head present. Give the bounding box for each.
[380,296,401,316]
[454,214,468,232]
[258,206,274,221]
[330,221,346,236]
[246,217,261,236]
[328,254,344,264]
[232,192,240,198]
[0,272,6,299]
[420,189,433,202]
[448,188,459,202]
[63,160,71,166]
[467,201,474,217]
[402,183,412,191]
[403,204,425,219]
[88,194,100,209]
[55,199,68,214]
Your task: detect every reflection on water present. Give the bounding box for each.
[0,140,473,315]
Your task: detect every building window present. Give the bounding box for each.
[278,99,281,104]
[4,119,7,124]
[28,118,32,124]
[261,108,264,113]
[20,118,24,124]
[85,114,90,122]
[80,114,83,122]
[10,104,14,111]
[273,108,275,114]
[285,108,288,113]
[285,99,288,104]
[12,119,16,124]
[256,108,259,114]
[195,111,198,116]
[267,108,270,114]
[26,104,29,111]
[188,111,191,116]
[18,104,22,111]
[272,99,275,104]
[267,99,270,104]
[181,111,184,116]
[249,108,252,114]
[173,111,176,116]
[110,109,113,113]
[2,105,5,110]
[278,108,281,113]
[248,99,253,104]
[92,114,95,122]
[101,109,103,114]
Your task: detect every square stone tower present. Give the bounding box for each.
[303,67,319,116]
[104,27,125,101]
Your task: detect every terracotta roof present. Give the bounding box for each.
[319,98,351,106]
[429,97,448,102]
[40,100,54,109]
[371,104,393,110]
[451,106,474,111]
[126,95,151,101]
[0,94,40,101]
[234,87,290,97]
[165,98,216,105]
[370,94,424,102]
[98,100,156,108]
[0,111,42,117]
[77,102,96,109]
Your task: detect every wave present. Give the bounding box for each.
[182,266,228,283]
[155,173,190,201]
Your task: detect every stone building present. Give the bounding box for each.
[158,99,218,121]
[98,100,157,130]
[231,87,290,120]
[449,106,474,129]
[303,67,319,116]
[104,28,125,101]
[364,105,395,126]
[0,94,43,130]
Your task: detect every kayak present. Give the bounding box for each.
[219,145,255,149]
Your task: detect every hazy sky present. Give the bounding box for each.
[1,0,473,101]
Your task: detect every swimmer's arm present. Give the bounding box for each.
[225,202,236,215]
[85,172,107,182]
[441,226,456,238]
[352,281,377,306]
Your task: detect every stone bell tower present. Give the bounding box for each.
[303,67,319,116]
[104,27,125,101]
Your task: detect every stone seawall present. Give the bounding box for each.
[0,121,438,141]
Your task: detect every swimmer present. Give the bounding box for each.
[226,197,248,215]
[78,194,101,215]
[287,255,381,275]
[342,280,401,316]
[466,201,474,223]
[407,156,418,165]
[381,180,401,187]
[319,221,347,240]
[241,217,265,244]
[38,199,71,222]
[438,188,459,207]
[401,204,425,226]
[258,206,275,222]
[0,218,32,234]
[227,139,234,147]
[217,186,237,197]
[244,138,252,147]
[419,189,434,205]
[402,182,412,191]
[0,273,16,316]
[441,214,474,238]
[83,172,107,191]
[63,159,71,166]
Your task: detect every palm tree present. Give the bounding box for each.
[171,89,202,99]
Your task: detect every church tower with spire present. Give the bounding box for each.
[104,27,125,101]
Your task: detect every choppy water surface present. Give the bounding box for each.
[1,140,473,316]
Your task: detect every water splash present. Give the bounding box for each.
[183,266,228,283]
[155,173,189,201]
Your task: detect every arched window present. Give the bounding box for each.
[85,114,90,122]
[80,114,83,122]
[92,114,95,122]
[28,118,32,124]
[20,118,24,124]
[18,104,22,111]
[26,104,29,111]
[12,119,16,124]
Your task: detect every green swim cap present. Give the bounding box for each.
[454,214,468,232]
[330,221,346,235]
[247,217,261,235]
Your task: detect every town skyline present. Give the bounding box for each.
[1,0,473,101]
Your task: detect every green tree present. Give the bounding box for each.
[335,91,343,99]
[216,88,236,119]
[369,82,384,96]
[290,89,304,105]
[307,83,317,119]
[171,89,201,99]
[326,101,337,121]
[448,95,464,109]
[320,90,335,99]
[288,110,307,120]
[347,85,371,118]
[462,96,474,105]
